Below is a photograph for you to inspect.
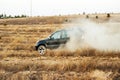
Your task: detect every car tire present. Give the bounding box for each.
[37,45,46,55]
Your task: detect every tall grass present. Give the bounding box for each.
[0,14,120,80]
[0,55,119,80]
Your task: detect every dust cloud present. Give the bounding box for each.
[64,19,120,51]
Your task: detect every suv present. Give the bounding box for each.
[35,29,70,55]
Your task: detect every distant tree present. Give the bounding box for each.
[83,12,85,15]
[0,14,28,19]
[15,15,20,18]
[0,15,2,19]
[0,14,3,19]
[95,12,97,14]
[21,15,27,18]
[59,14,61,16]
[8,15,12,18]
[3,14,7,18]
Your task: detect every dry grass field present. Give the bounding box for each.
[0,13,120,80]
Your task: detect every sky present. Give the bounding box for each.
[0,0,120,16]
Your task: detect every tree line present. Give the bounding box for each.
[0,14,27,19]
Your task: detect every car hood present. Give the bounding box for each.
[35,38,48,46]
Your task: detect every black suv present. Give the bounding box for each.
[35,29,70,55]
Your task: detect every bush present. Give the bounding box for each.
[86,15,89,18]
[3,23,7,26]
[96,16,98,19]
[107,13,110,18]
[65,19,68,22]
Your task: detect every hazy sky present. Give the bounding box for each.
[0,0,120,16]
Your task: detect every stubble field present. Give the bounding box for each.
[0,14,120,80]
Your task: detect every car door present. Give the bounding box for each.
[59,30,70,44]
[46,31,62,49]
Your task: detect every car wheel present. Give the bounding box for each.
[37,45,46,55]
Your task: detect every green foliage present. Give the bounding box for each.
[0,14,27,19]
[0,14,3,19]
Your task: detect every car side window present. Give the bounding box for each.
[61,30,68,38]
[50,31,61,39]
